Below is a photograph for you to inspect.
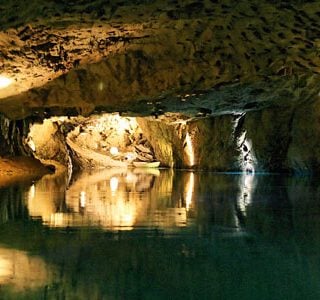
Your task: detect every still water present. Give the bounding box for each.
[0,168,320,299]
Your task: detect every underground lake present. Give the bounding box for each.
[0,169,320,299]
[2,0,320,299]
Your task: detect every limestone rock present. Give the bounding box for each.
[1,0,320,119]
[1,1,320,173]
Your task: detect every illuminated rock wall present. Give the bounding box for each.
[138,97,320,174]
[1,105,320,173]
[242,108,295,172]
[137,115,240,170]
[28,119,70,166]
[1,1,320,118]
[243,99,320,173]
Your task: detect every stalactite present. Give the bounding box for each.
[0,114,34,156]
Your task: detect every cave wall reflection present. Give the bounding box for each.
[1,170,320,242]
[0,185,28,224]
[0,247,55,292]
[1,172,320,298]
[26,168,196,231]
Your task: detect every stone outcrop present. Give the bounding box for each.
[138,93,320,174]
[13,95,320,175]
[0,115,32,156]
[27,119,70,166]
[137,114,240,170]
[1,0,320,118]
[287,99,320,173]
[1,0,320,173]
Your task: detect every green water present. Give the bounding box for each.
[0,169,319,299]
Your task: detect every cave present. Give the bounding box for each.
[23,113,245,171]
[1,0,320,299]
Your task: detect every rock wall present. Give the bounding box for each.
[288,99,320,173]
[245,98,320,174]
[1,101,320,174]
[138,96,320,174]
[0,114,33,156]
[137,115,246,170]
[137,115,240,170]
[1,1,320,118]
[27,119,70,166]
[243,107,295,172]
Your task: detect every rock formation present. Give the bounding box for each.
[1,0,320,173]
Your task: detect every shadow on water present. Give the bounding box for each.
[0,170,320,299]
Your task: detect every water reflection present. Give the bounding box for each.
[26,168,191,230]
[185,172,194,211]
[237,173,256,216]
[23,169,320,237]
[26,170,67,227]
[2,170,320,240]
[1,172,320,299]
[0,247,55,290]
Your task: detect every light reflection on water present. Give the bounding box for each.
[0,170,320,299]
[0,247,55,291]
[27,168,192,230]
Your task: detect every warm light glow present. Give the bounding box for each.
[110,177,119,192]
[0,75,12,89]
[125,152,136,161]
[105,113,137,133]
[0,256,12,278]
[24,168,197,231]
[50,212,65,227]
[185,172,194,211]
[28,184,35,200]
[80,191,86,208]
[125,172,137,183]
[185,132,195,166]
[98,82,104,91]
[27,138,36,151]
[110,146,119,156]
[118,118,129,131]
[0,248,54,290]
[122,213,134,224]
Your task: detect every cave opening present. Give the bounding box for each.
[26,113,160,172]
[2,0,320,298]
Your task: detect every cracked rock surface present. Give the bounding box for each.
[1,0,320,119]
[1,0,320,173]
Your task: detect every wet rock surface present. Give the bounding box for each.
[2,104,320,173]
[66,114,156,169]
[25,114,157,170]
[1,0,320,173]
[137,99,320,174]
[1,1,320,118]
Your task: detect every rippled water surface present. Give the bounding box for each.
[0,169,320,299]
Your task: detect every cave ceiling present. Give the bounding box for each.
[1,0,320,119]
